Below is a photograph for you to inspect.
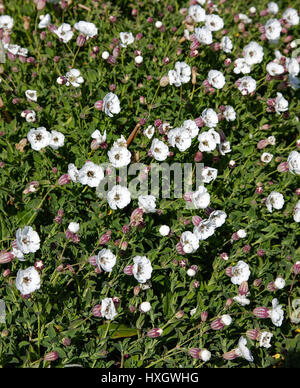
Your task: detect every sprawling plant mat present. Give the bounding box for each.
[0,0,299,368]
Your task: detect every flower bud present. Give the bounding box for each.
[222,350,239,360]
[92,304,102,317]
[0,250,14,264]
[58,174,71,185]
[44,351,59,361]
[246,329,260,341]
[211,318,225,330]
[94,100,104,111]
[293,262,300,275]
[76,34,86,47]
[238,281,249,296]
[147,328,163,338]
[2,269,11,278]
[124,265,133,276]
[201,311,208,322]
[253,307,269,318]
[62,337,71,347]
[160,75,169,87]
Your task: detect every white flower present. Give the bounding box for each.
[237,76,257,94]
[68,163,79,182]
[54,23,74,43]
[120,32,134,47]
[155,21,163,29]
[221,36,233,53]
[49,130,65,150]
[268,2,279,14]
[238,13,252,24]
[101,298,117,320]
[286,58,299,77]
[234,58,252,75]
[274,92,288,114]
[209,210,227,228]
[288,74,300,90]
[138,195,156,213]
[144,125,155,139]
[96,249,116,272]
[16,267,41,295]
[108,146,131,168]
[74,21,97,39]
[235,336,254,362]
[159,225,170,236]
[274,277,285,289]
[200,349,211,362]
[193,219,215,240]
[198,131,217,152]
[219,141,232,155]
[107,185,131,210]
[150,139,169,161]
[175,61,191,84]
[140,301,151,313]
[180,231,199,254]
[201,167,218,183]
[182,120,199,139]
[6,44,20,55]
[168,69,182,87]
[266,62,285,76]
[102,51,109,60]
[208,70,226,89]
[221,314,232,326]
[68,222,80,233]
[0,15,14,30]
[265,191,285,213]
[135,55,143,65]
[267,136,276,145]
[287,151,300,175]
[231,261,251,285]
[16,226,40,254]
[168,127,192,152]
[208,129,220,144]
[187,268,197,277]
[65,69,84,87]
[188,5,206,22]
[25,90,37,102]
[91,130,107,145]
[265,19,282,41]
[261,152,273,163]
[243,41,264,66]
[132,256,153,284]
[223,105,236,121]
[191,186,210,209]
[113,135,127,148]
[78,161,104,187]
[259,331,273,348]
[201,108,219,128]
[205,14,224,31]
[194,26,213,45]
[103,93,121,117]
[268,298,284,327]
[294,200,300,222]
[23,110,36,123]
[27,127,51,151]
[233,294,251,306]
[282,8,299,26]
[38,14,51,29]
[291,299,300,323]
[237,229,247,238]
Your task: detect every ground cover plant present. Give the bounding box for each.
[0,0,299,369]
